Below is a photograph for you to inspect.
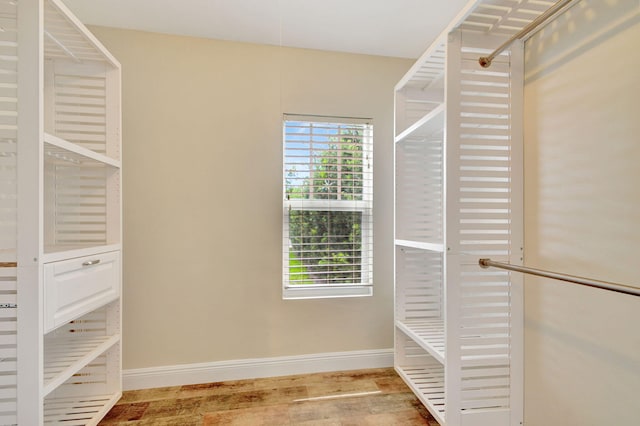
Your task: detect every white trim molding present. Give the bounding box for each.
[123,348,394,390]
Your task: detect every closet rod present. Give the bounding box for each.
[0,262,17,268]
[478,0,576,68]
[478,258,640,297]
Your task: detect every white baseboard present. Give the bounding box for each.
[123,348,394,390]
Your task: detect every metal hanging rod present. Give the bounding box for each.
[479,258,640,297]
[479,0,576,68]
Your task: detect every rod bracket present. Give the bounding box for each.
[478,57,492,68]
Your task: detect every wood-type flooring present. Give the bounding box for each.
[99,368,440,425]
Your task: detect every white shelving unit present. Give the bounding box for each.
[0,0,123,424]
[392,1,565,425]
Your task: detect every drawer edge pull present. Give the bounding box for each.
[82,259,101,267]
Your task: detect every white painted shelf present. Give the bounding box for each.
[44,133,121,169]
[396,319,445,364]
[395,364,446,425]
[395,103,445,144]
[43,334,120,397]
[44,393,120,426]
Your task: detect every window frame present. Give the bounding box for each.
[282,114,373,299]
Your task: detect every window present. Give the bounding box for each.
[283,114,373,299]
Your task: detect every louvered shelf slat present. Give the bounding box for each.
[396,319,445,364]
[395,239,444,253]
[43,334,120,397]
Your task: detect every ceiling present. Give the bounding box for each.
[61,0,471,59]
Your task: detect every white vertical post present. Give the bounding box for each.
[508,39,525,426]
[444,28,463,426]
[106,63,122,247]
[392,88,399,370]
[394,89,407,138]
[107,57,123,393]
[16,0,45,424]
[106,293,122,396]
[105,64,121,162]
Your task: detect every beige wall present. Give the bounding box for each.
[523,1,639,424]
[89,27,412,369]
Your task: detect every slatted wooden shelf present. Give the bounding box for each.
[396,40,446,91]
[395,103,445,144]
[44,393,120,426]
[44,133,120,168]
[43,334,120,397]
[396,319,445,364]
[396,364,446,426]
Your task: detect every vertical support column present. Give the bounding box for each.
[105,52,123,403]
[105,64,122,246]
[106,289,122,396]
[105,64,121,162]
[508,39,525,426]
[444,28,463,426]
[394,89,407,138]
[43,59,55,247]
[16,0,45,424]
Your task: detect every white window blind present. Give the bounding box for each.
[283,114,373,299]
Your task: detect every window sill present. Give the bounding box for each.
[283,285,373,300]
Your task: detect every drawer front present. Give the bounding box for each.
[44,251,120,333]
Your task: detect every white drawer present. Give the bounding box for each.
[44,251,120,333]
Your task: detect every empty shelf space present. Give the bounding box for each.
[395,364,446,425]
[44,133,120,168]
[396,319,445,363]
[43,334,120,396]
[44,393,120,425]
[395,104,445,144]
[395,239,444,253]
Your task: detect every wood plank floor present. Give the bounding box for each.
[99,368,440,425]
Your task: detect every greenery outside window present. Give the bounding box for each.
[283,114,373,299]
